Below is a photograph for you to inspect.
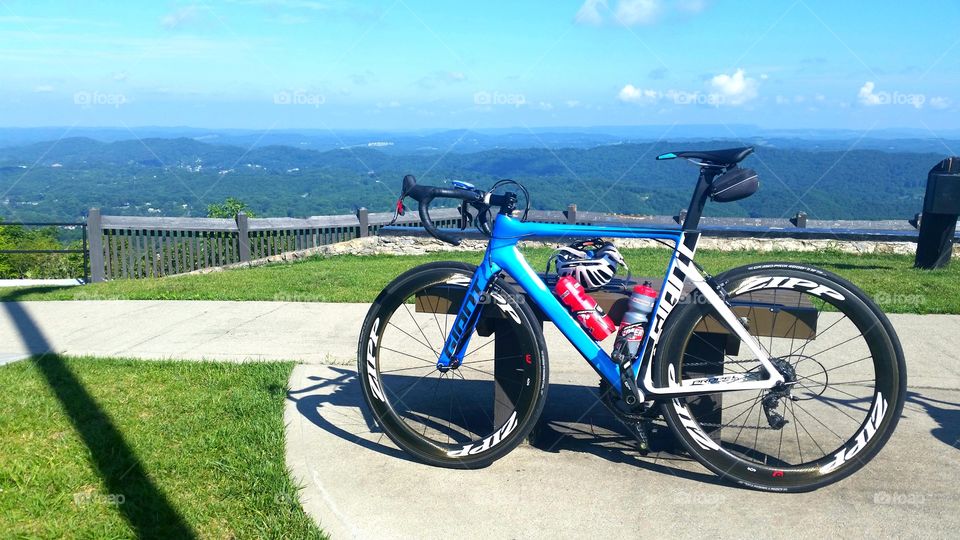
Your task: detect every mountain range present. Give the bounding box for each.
[0,132,950,224]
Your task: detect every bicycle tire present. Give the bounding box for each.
[357,261,549,468]
[654,262,906,492]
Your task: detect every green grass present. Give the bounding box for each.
[0,356,324,539]
[2,247,958,314]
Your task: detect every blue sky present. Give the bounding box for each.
[1,0,958,131]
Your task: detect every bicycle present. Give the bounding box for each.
[357,146,906,492]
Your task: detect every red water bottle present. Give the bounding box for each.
[555,276,617,341]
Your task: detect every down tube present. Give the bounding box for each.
[491,245,622,390]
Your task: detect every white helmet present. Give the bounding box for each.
[549,239,627,291]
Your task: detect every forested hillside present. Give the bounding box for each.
[0,137,942,222]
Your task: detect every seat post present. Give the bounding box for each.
[681,167,721,231]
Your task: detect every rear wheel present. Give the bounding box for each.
[655,263,906,492]
[357,262,549,468]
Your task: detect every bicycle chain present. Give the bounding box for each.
[680,359,761,368]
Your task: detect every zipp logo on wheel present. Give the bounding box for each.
[365,318,386,402]
[730,276,845,301]
[820,392,887,474]
[446,411,518,457]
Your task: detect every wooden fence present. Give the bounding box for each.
[86,205,939,282]
[86,205,575,281]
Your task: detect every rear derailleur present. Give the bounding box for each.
[761,357,800,430]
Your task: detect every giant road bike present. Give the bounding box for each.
[357,147,906,492]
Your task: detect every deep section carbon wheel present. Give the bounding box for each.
[357,262,549,468]
[655,263,906,492]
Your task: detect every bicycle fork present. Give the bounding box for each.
[435,258,501,371]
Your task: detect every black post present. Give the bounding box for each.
[82,223,90,284]
[236,212,251,263]
[915,157,960,269]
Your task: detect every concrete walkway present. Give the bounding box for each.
[2,301,959,538]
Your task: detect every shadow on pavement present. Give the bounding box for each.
[287,366,414,462]
[907,390,960,450]
[288,366,721,485]
[2,294,196,539]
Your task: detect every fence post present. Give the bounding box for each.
[236,212,251,263]
[87,208,105,283]
[790,211,808,228]
[566,204,577,224]
[357,207,369,237]
[674,209,687,225]
[910,212,922,229]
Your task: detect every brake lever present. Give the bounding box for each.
[475,202,492,236]
[459,200,473,231]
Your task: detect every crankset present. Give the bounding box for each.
[598,380,660,454]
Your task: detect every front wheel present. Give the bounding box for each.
[655,262,906,492]
[357,262,549,468]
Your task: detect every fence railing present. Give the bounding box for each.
[0,221,89,282]
[86,205,954,282]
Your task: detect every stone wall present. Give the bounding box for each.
[185,233,956,275]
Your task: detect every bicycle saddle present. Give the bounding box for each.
[656,146,754,167]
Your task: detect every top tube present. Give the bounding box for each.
[490,215,684,243]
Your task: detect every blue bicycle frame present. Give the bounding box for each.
[436,215,784,401]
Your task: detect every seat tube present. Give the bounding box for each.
[682,168,719,230]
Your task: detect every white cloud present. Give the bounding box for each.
[708,68,758,105]
[565,100,582,108]
[857,82,883,106]
[618,84,660,104]
[615,0,661,26]
[112,71,129,82]
[619,67,761,107]
[574,0,607,25]
[857,82,928,108]
[33,85,54,93]
[930,97,952,110]
[537,101,554,110]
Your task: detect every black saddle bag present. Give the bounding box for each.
[710,167,759,202]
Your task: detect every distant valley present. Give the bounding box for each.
[0,130,950,223]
